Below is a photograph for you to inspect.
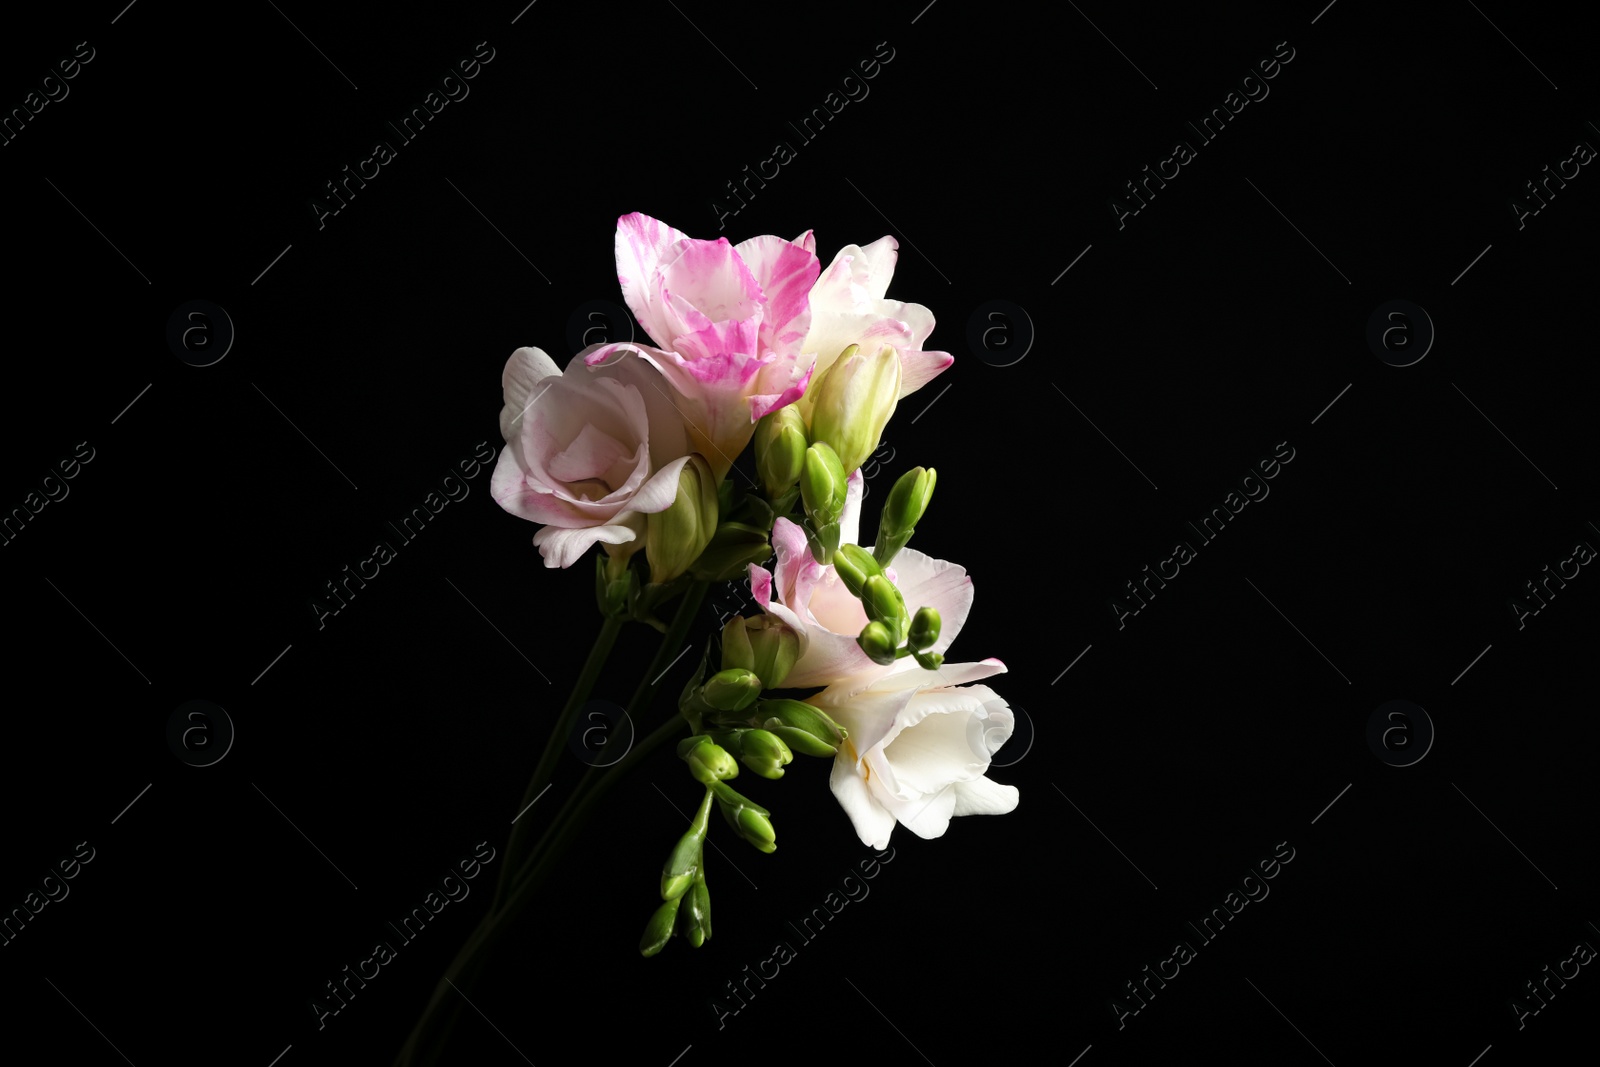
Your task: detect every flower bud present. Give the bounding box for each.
[701,668,763,712]
[595,552,638,618]
[738,729,794,779]
[758,697,847,753]
[640,895,682,957]
[676,872,709,948]
[691,873,712,941]
[660,790,713,900]
[913,649,944,671]
[766,725,836,758]
[809,344,903,475]
[873,466,936,566]
[646,454,719,583]
[720,615,800,690]
[754,405,808,499]
[908,606,941,652]
[858,619,898,665]
[861,574,910,644]
[737,807,777,851]
[710,781,775,852]
[678,736,738,784]
[800,442,847,564]
[833,543,886,599]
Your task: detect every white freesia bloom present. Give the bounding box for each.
[814,659,1018,849]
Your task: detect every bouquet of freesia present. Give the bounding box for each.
[394,212,1019,1065]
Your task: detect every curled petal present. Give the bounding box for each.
[532,523,638,569]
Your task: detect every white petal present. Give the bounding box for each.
[853,236,900,300]
[951,776,1019,817]
[830,751,896,849]
[882,780,957,840]
[531,523,638,569]
[822,685,919,760]
[838,469,865,547]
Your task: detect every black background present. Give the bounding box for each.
[2,2,1596,1065]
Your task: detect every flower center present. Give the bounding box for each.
[566,477,612,501]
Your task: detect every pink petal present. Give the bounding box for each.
[499,347,562,443]
[898,349,954,398]
[734,233,820,357]
[888,548,974,654]
[614,213,689,348]
[658,237,762,328]
[748,564,773,607]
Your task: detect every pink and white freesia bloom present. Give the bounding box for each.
[490,345,696,569]
[745,471,1017,847]
[747,471,972,692]
[795,236,954,422]
[609,212,821,477]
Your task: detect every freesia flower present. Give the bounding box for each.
[794,236,954,424]
[609,212,820,477]
[745,469,1016,847]
[489,345,696,569]
[747,471,972,692]
[819,665,1018,849]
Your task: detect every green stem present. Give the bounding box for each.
[493,612,624,911]
[396,582,710,1067]
[394,711,695,1067]
[492,710,695,945]
[509,580,709,890]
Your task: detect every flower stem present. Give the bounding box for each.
[398,709,695,1067]
[394,582,710,1067]
[508,580,710,890]
[492,612,624,912]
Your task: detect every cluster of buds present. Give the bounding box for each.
[832,543,944,670]
[641,789,714,956]
[752,343,904,565]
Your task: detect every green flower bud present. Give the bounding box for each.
[874,466,936,566]
[720,615,800,690]
[766,724,838,758]
[676,872,709,948]
[908,606,941,652]
[738,729,794,779]
[594,552,638,618]
[710,781,776,853]
[800,442,847,564]
[758,697,847,753]
[913,649,944,671]
[640,895,682,957]
[833,543,886,599]
[701,668,763,713]
[809,344,903,475]
[861,574,910,644]
[646,455,719,584]
[858,619,898,665]
[754,405,808,499]
[660,790,713,899]
[692,873,712,941]
[736,806,777,852]
[678,736,738,785]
